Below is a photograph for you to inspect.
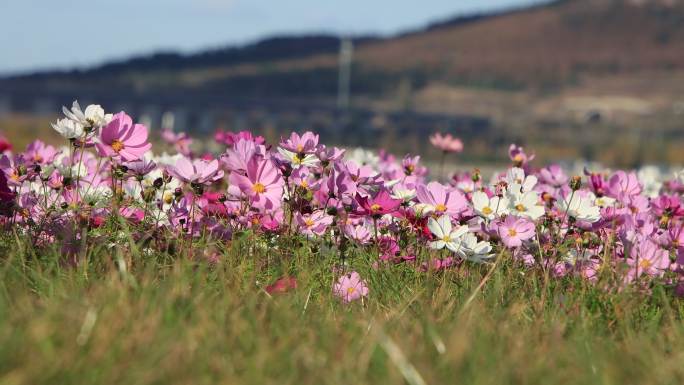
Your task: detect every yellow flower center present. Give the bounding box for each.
[406,165,415,172]
[9,173,19,182]
[639,259,652,270]
[251,217,260,225]
[296,144,304,153]
[515,204,526,212]
[482,206,493,215]
[435,203,447,212]
[441,235,452,242]
[111,139,125,152]
[370,203,382,212]
[346,287,356,295]
[252,183,266,194]
[300,180,309,189]
[163,192,173,204]
[304,218,314,227]
[514,154,524,163]
[508,228,518,237]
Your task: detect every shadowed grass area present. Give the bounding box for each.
[0,234,683,385]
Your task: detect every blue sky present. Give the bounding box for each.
[0,0,538,75]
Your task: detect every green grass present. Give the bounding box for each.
[0,231,683,385]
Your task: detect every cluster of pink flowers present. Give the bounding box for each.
[1,100,684,304]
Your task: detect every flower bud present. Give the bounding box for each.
[471,168,481,183]
[163,170,173,183]
[569,176,582,191]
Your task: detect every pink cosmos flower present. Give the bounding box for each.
[220,139,265,173]
[168,157,224,186]
[315,145,345,165]
[416,181,468,216]
[280,131,319,154]
[355,188,402,218]
[125,157,156,179]
[626,238,670,280]
[652,194,684,218]
[296,210,333,236]
[496,216,536,248]
[229,157,284,210]
[421,257,455,272]
[608,171,642,202]
[538,164,568,188]
[430,133,463,153]
[161,128,193,156]
[585,169,609,197]
[96,112,151,161]
[0,155,28,187]
[402,155,427,177]
[341,160,381,186]
[343,224,372,244]
[215,130,265,146]
[509,144,535,168]
[25,140,59,165]
[333,271,369,303]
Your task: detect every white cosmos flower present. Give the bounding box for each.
[637,166,662,198]
[590,192,616,208]
[62,100,112,129]
[51,118,84,139]
[675,169,684,185]
[70,163,89,179]
[506,189,545,220]
[457,232,494,263]
[412,203,434,218]
[505,167,537,192]
[81,184,112,206]
[277,148,319,169]
[456,180,476,194]
[123,182,143,202]
[391,187,416,201]
[556,193,601,223]
[472,191,509,220]
[152,152,184,167]
[347,148,379,167]
[428,215,468,252]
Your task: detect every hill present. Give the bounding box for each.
[5,0,684,96]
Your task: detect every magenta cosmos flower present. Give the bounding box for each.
[168,157,224,185]
[429,132,463,153]
[333,271,369,303]
[229,157,284,210]
[496,215,536,248]
[355,188,402,218]
[95,112,151,161]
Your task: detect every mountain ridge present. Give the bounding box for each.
[3,0,684,101]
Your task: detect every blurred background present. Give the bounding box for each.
[1,0,684,167]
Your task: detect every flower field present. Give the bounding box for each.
[0,101,683,384]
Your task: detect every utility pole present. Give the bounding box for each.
[337,37,353,110]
